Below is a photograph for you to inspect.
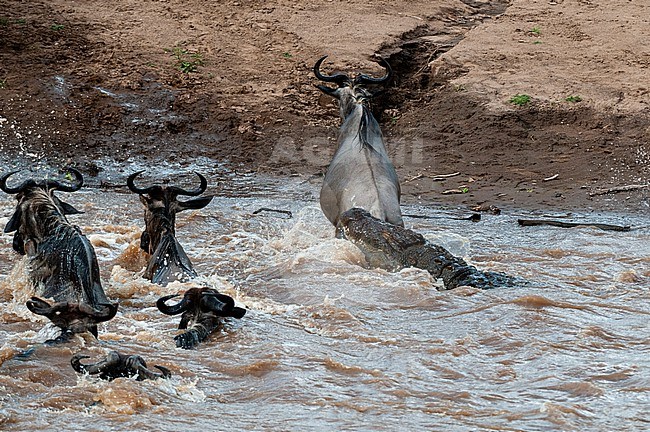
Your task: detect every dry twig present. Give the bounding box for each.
[405,172,460,183]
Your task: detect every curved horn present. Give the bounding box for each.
[71,351,121,375]
[354,58,393,86]
[26,297,53,315]
[125,356,172,380]
[314,56,350,85]
[70,354,92,374]
[90,302,119,323]
[127,171,156,195]
[0,171,34,194]
[200,292,235,316]
[46,168,84,192]
[154,365,172,379]
[170,172,208,197]
[156,294,190,315]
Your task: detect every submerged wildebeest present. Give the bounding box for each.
[127,171,213,286]
[71,350,171,381]
[0,169,117,340]
[157,287,247,349]
[314,55,403,228]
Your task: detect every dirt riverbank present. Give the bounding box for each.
[1,0,648,214]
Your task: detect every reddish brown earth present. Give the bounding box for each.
[0,0,648,213]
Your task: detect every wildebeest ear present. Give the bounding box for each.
[140,231,150,253]
[59,200,84,215]
[316,85,341,98]
[178,195,213,212]
[12,232,25,255]
[231,307,247,319]
[4,208,21,233]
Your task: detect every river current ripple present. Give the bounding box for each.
[0,168,648,431]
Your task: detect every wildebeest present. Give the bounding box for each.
[71,350,171,381]
[1,169,117,339]
[127,171,213,286]
[157,287,246,349]
[314,55,403,228]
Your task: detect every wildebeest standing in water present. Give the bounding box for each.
[127,171,213,286]
[0,169,118,340]
[314,55,403,228]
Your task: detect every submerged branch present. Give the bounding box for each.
[252,207,293,218]
[517,219,631,232]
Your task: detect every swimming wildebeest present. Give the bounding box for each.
[129,172,245,348]
[1,169,118,340]
[157,287,247,349]
[127,171,213,286]
[71,350,171,381]
[314,55,403,228]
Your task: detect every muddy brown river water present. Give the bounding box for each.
[0,162,648,431]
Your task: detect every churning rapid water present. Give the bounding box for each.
[0,163,648,431]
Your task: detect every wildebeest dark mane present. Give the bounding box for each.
[356,104,379,154]
[31,222,106,305]
[142,205,175,254]
[6,188,75,254]
[27,188,71,229]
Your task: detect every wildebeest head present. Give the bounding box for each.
[71,350,171,381]
[157,287,246,349]
[313,55,392,120]
[1,169,84,254]
[127,171,213,255]
[27,296,118,338]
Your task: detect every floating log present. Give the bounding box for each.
[403,213,481,222]
[517,219,631,232]
[337,208,517,290]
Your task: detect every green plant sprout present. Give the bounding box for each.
[168,47,204,73]
[509,94,531,106]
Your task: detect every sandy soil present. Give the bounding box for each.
[0,0,648,214]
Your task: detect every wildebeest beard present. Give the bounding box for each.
[141,204,198,285]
